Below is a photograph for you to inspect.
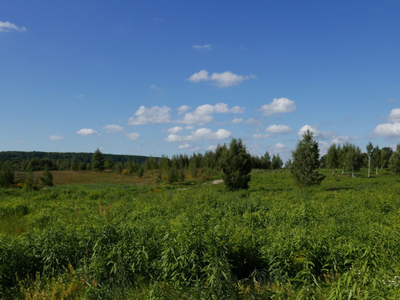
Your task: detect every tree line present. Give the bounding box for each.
[3,135,400,190]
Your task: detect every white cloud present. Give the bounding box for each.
[260,98,296,116]
[210,72,256,88]
[192,44,211,50]
[231,118,244,124]
[179,113,214,125]
[102,124,124,133]
[49,135,63,141]
[77,128,98,136]
[77,94,84,98]
[126,132,141,140]
[265,125,292,134]
[178,143,191,149]
[166,126,183,134]
[128,106,171,125]
[187,70,256,88]
[298,125,334,140]
[178,103,245,125]
[251,133,272,139]
[373,123,400,137]
[194,103,245,115]
[0,20,26,32]
[177,105,191,115]
[165,128,231,142]
[298,124,355,144]
[187,70,209,82]
[275,143,286,149]
[185,126,194,130]
[150,84,160,91]
[387,108,400,122]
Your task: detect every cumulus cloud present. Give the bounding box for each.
[128,106,171,125]
[178,143,191,149]
[231,118,244,124]
[192,44,211,50]
[298,125,334,140]
[0,20,26,32]
[165,128,231,142]
[187,70,209,82]
[102,124,124,133]
[275,143,286,149]
[178,103,244,125]
[373,123,400,137]
[265,125,292,134]
[251,133,272,139]
[187,70,256,88]
[260,98,296,116]
[387,108,400,122]
[126,132,141,140]
[166,126,183,134]
[193,103,245,115]
[49,135,63,141]
[76,128,98,136]
[179,113,214,125]
[298,125,356,144]
[177,105,191,115]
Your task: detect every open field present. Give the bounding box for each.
[1,169,400,299]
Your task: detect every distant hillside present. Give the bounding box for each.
[0,151,158,164]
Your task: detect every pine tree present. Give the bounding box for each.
[221,138,252,191]
[291,130,325,188]
[91,149,105,172]
[167,164,178,184]
[40,167,53,187]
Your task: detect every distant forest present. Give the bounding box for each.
[0,151,155,172]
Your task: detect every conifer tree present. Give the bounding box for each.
[291,130,325,187]
[91,149,105,172]
[40,167,53,187]
[221,138,252,191]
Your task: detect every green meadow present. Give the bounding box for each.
[1,169,400,299]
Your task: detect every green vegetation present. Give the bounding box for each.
[91,149,105,172]
[1,168,400,298]
[291,130,325,187]
[221,138,252,191]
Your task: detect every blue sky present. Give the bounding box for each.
[1,0,400,161]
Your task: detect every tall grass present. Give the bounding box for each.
[1,170,400,298]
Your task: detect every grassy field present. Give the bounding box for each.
[1,169,400,299]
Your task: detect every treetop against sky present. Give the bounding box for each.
[1,1,400,161]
